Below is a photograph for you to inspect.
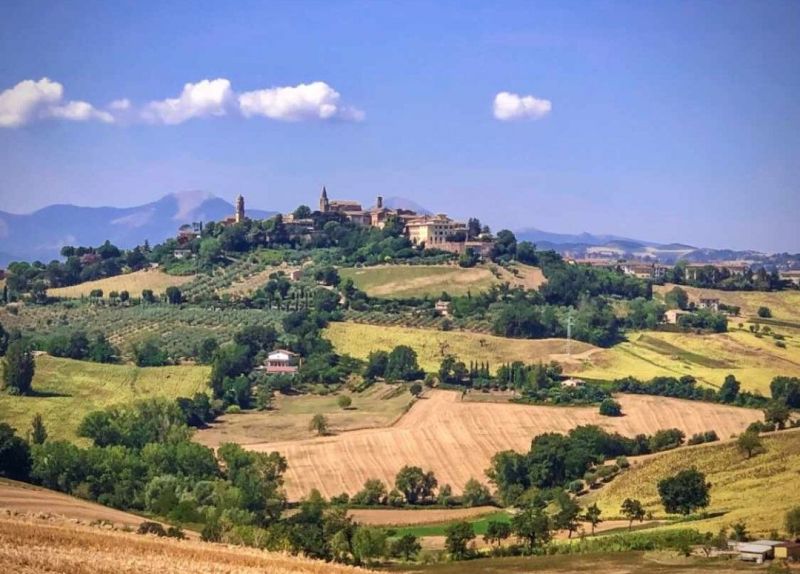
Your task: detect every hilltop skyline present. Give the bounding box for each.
[1,1,799,252]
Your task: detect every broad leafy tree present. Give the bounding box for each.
[657,468,711,515]
[2,339,35,395]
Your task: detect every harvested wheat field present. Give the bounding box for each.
[0,514,375,574]
[0,479,149,529]
[248,390,762,500]
[338,264,499,298]
[48,269,193,299]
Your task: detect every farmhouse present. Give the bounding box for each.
[780,270,800,286]
[696,297,720,311]
[560,378,586,388]
[664,309,691,324]
[263,349,299,375]
[737,540,783,563]
[435,300,452,316]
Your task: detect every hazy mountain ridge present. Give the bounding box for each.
[0,192,275,265]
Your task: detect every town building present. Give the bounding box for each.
[177,223,201,244]
[263,349,299,375]
[620,262,669,280]
[221,194,247,225]
[685,262,750,281]
[406,214,467,247]
[318,188,419,229]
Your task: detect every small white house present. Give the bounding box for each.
[264,349,299,375]
[560,378,586,388]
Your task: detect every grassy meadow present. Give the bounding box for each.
[48,269,194,299]
[324,321,596,373]
[585,429,800,535]
[573,329,800,394]
[195,382,414,447]
[0,355,209,443]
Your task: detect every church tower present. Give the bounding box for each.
[319,186,330,213]
[235,194,245,223]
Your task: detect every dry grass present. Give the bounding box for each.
[586,429,800,536]
[48,269,193,299]
[325,322,598,374]
[247,390,761,500]
[338,265,500,298]
[0,514,375,574]
[574,330,800,394]
[0,355,209,443]
[195,383,414,448]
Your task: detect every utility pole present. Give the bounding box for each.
[566,308,574,356]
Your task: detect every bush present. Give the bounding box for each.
[599,398,622,417]
[137,521,167,537]
[337,395,352,409]
[757,306,772,318]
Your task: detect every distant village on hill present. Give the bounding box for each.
[170,187,800,287]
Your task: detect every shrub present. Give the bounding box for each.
[599,398,622,417]
[337,395,352,409]
[137,521,167,537]
[757,306,772,318]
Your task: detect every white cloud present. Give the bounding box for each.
[142,78,233,125]
[109,98,131,110]
[238,81,364,122]
[493,91,552,121]
[0,77,116,127]
[0,78,63,127]
[48,100,114,123]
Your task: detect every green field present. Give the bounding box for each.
[574,329,800,394]
[585,430,800,536]
[391,510,510,538]
[0,355,210,443]
[324,322,595,373]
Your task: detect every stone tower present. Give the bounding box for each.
[319,186,330,213]
[235,194,245,223]
[376,195,384,209]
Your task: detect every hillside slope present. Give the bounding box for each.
[0,355,209,443]
[248,390,761,500]
[587,429,800,535]
[0,514,374,574]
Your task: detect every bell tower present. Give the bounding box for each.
[319,186,330,213]
[235,194,245,223]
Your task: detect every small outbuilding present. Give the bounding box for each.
[737,540,783,563]
[560,378,586,388]
[775,541,800,561]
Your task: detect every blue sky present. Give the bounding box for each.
[0,0,798,252]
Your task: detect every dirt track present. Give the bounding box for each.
[248,390,762,500]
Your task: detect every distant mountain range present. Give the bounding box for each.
[0,191,276,266]
[514,227,777,265]
[0,193,793,267]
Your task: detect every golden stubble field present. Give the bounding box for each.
[247,390,762,500]
[0,514,375,574]
[48,269,193,298]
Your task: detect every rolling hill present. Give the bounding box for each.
[586,429,800,535]
[245,389,761,500]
